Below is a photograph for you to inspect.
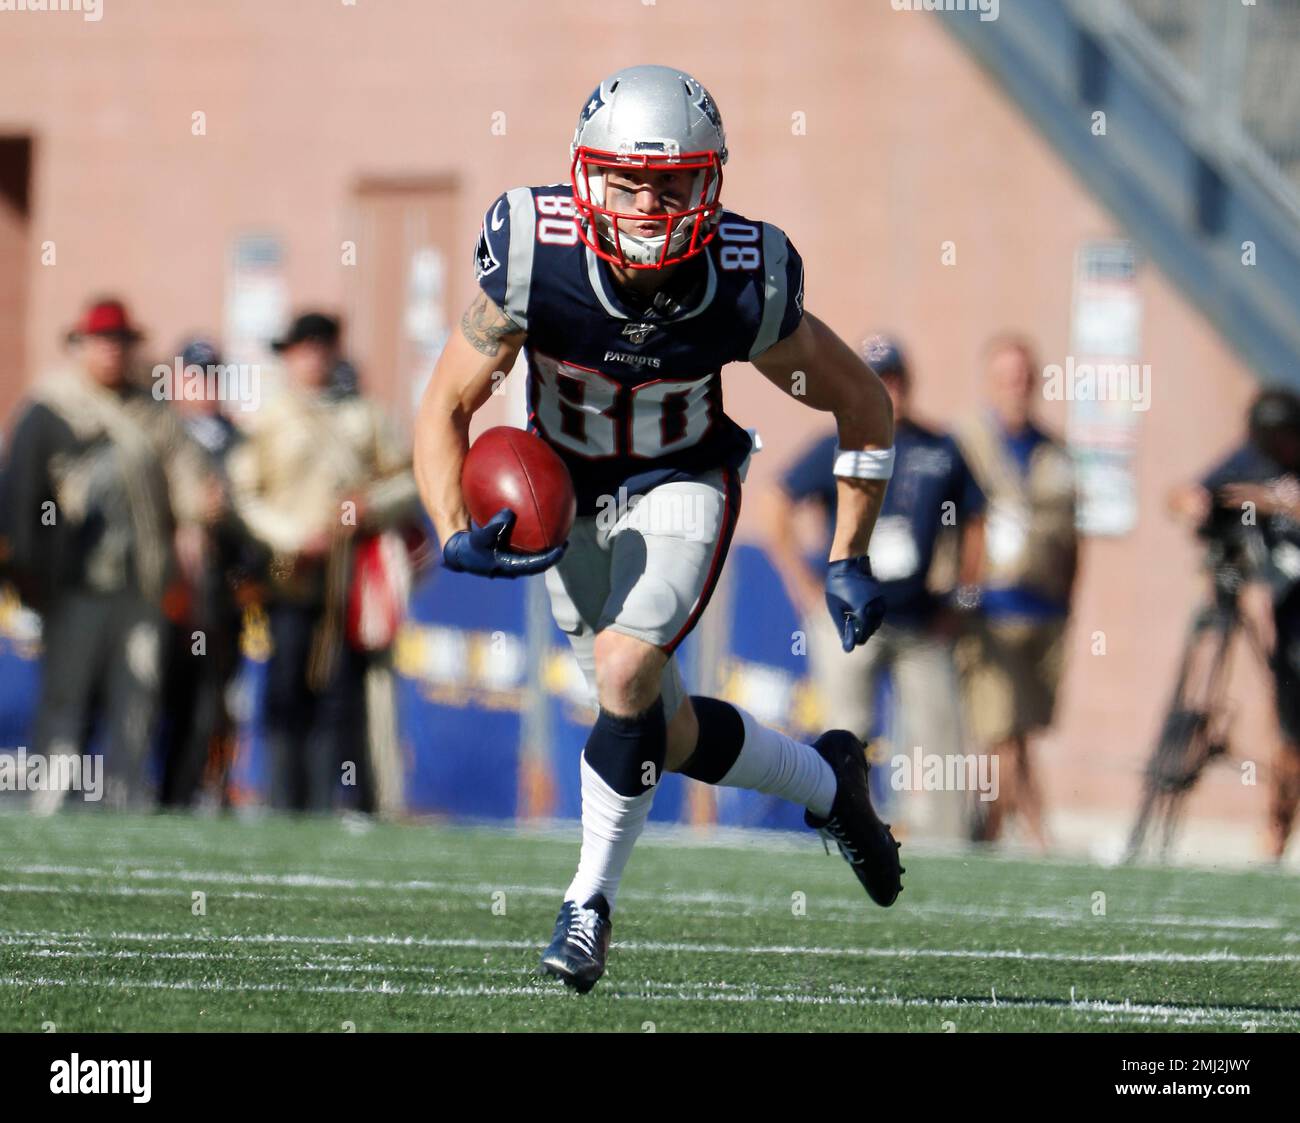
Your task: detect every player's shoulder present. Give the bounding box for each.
[474,184,584,327]
[479,183,574,227]
[717,208,802,294]
[710,207,799,257]
[714,204,781,230]
[474,184,579,280]
[708,208,805,359]
[483,181,573,201]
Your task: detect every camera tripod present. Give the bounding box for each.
[1124,561,1264,863]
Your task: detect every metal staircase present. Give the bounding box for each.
[939,0,1300,387]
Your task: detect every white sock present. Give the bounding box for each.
[716,707,836,818]
[564,754,656,911]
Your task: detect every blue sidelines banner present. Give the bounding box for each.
[0,544,892,826]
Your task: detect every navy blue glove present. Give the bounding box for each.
[442,508,566,578]
[825,555,887,652]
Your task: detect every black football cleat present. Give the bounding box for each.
[805,730,905,907]
[539,894,612,994]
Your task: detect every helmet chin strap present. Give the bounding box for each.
[612,227,671,266]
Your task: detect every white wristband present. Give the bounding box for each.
[833,446,895,480]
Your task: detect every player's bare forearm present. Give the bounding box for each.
[413,356,475,547]
[830,479,887,561]
[414,292,525,546]
[754,313,893,560]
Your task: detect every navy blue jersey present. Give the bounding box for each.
[473,184,804,513]
[782,420,986,623]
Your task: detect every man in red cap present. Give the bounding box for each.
[0,297,211,810]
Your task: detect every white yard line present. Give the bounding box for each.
[2,927,1298,964]
[0,972,1292,1027]
[2,863,1293,933]
[0,881,1286,941]
[0,882,417,906]
[11,812,1297,879]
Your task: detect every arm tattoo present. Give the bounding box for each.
[460,290,522,357]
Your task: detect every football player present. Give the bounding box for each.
[414,65,902,993]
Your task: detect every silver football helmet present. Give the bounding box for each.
[570,65,728,269]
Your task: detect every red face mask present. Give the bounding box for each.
[570,147,725,270]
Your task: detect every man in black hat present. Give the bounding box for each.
[273,312,341,385]
[227,312,419,814]
[0,298,211,810]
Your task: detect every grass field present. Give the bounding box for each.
[1,810,1297,1032]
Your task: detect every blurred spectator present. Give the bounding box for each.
[225,312,419,814]
[764,335,986,839]
[954,334,1078,850]
[0,298,211,809]
[1167,388,1300,861]
[156,337,267,808]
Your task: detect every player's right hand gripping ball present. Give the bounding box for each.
[824,555,886,652]
[442,508,566,578]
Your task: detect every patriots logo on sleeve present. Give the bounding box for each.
[474,222,500,281]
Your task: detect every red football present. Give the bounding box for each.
[461,426,576,554]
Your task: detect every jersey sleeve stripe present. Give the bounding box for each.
[749,222,791,359]
[504,186,537,329]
